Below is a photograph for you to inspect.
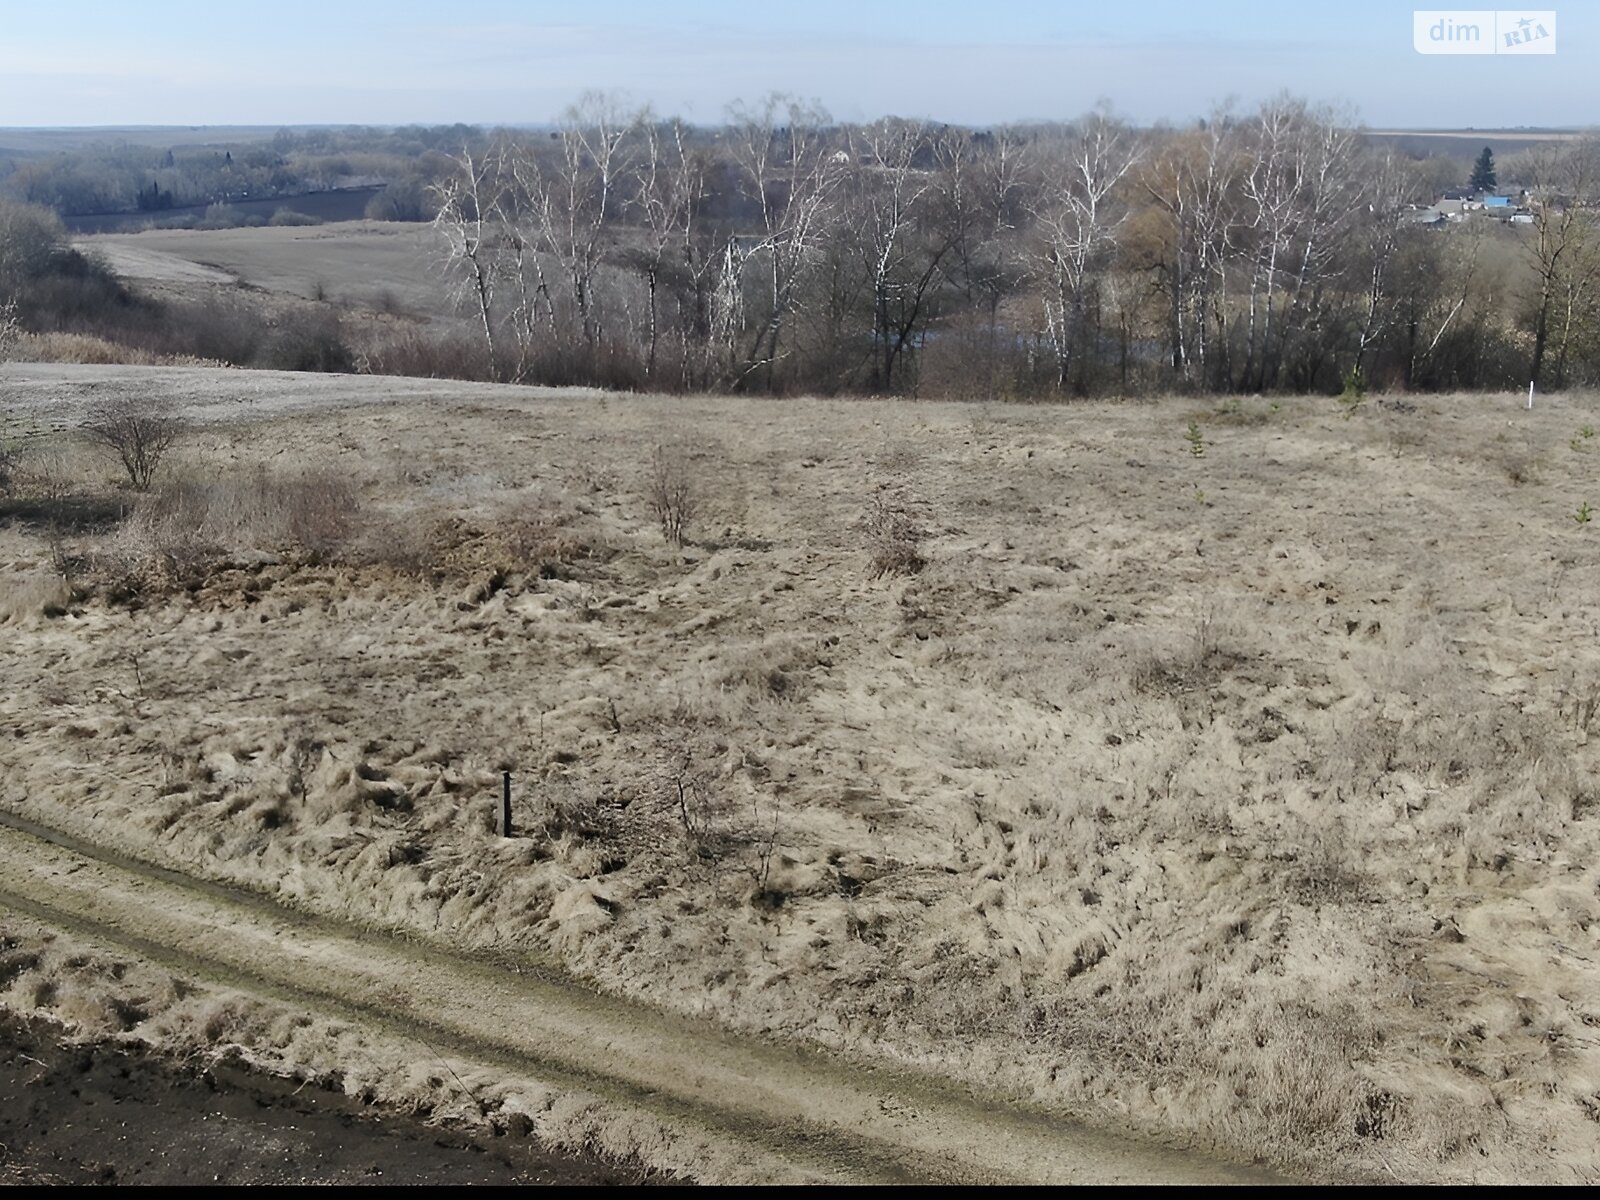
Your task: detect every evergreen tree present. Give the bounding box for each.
[1470,145,1497,192]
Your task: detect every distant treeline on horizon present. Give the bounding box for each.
[3,95,1599,399]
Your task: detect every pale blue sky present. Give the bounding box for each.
[0,1,1591,128]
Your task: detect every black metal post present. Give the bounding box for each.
[501,770,513,837]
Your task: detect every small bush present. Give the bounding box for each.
[262,311,355,373]
[83,397,185,491]
[647,443,696,546]
[268,209,323,227]
[1339,368,1367,416]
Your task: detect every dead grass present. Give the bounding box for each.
[3,369,1600,1183]
[861,482,926,577]
[96,469,359,588]
[9,331,222,368]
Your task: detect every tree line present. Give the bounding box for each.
[0,126,467,219]
[431,93,1600,398]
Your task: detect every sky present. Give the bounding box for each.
[0,1,1592,130]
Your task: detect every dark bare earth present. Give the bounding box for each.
[0,1012,650,1186]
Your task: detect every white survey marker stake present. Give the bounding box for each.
[1414,10,1557,54]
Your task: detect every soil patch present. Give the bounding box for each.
[0,1010,647,1186]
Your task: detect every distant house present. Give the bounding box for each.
[1485,195,1512,209]
[1403,206,1447,227]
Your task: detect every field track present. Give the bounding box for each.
[0,810,1282,1185]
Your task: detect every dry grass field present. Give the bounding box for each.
[2,363,1600,1182]
[81,221,448,318]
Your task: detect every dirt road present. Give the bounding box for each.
[0,812,1283,1185]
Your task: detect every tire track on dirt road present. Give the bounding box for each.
[0,813,1285,1185]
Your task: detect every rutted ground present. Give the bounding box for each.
[2,364,1599,1183]
[0,818,1275,1184]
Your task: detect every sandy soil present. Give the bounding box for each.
[2,364,1599,1183]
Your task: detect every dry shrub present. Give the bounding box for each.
[9,331,219,368]
[118,469,359,574]
[13,447,63,503]
[1125,600,1253,697]
[359,327,490,381]
[83,396,186,492]
[532,776,610,842]
[647,443,696,546]
[569,720,771,872]
[1558,664,1600,740]
[862,483,926,577]
[353,512,475,579]
[498,499,593,579]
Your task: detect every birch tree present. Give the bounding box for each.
[726,95,845,390]
[1031,109,1143,392]
[431,145,504,376]
[849,119,960,391]
[1138,110,1242,387]
[1521,137,1600,387]
[1351,151,1423,381]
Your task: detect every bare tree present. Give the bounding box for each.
[0,294,18,362]
[628,115,709,383]
[934,126,1030,315]
[1520,137,1600,388]
[1138,108,1243,387]
[410,90,1585,400]
[1236,97,1359,390]
[1352,152,1425,381]
[920,128,1031,396]
[847,119,962,392]
[1392,217,1486,389]
[1032,108,1143,392]
[528,92,641,352]
[726,95,846,390]
[85,397,185,491]
[431,145,504,377]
